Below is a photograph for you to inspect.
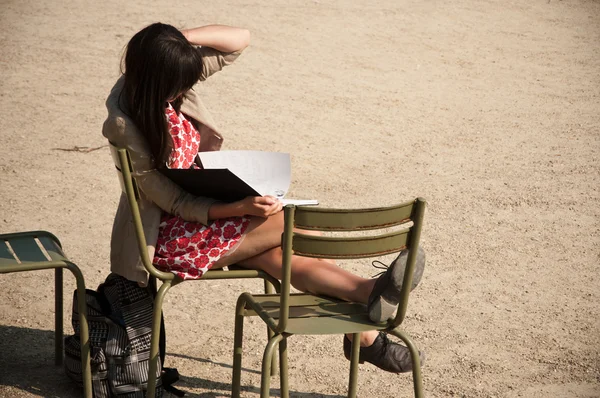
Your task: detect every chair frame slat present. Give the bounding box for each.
[250,293,344,307]
[38,236,67,262]
[245,301,366,318]
[292,229,409,259]
[7,236,49,263]
[0,239,17,265]
[293,200,414,231]
[394,197,426,327]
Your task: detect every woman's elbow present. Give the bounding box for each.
[238,28,251,51]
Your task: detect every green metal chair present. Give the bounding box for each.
[232,198,426,398]
[109,144,281,398]
[0,230,92,398]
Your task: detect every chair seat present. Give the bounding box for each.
[243,293,389,335]
[0,230,93,397]
[0,231,68,272]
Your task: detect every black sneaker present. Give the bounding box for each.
[367,246,426,323]
[343,332,425,373]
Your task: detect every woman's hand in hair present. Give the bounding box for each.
[181,25,250,53]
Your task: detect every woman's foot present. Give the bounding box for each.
[367,246,426,323]
[343,332,425,373]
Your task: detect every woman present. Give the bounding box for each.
[102,22,425,373]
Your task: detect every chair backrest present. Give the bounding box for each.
[108,143,175,282]
[278,198,426,331]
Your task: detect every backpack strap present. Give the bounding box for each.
[162,367,185,397]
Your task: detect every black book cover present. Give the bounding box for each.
[160,168,260,202]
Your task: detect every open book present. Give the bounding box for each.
[160,150,318,206]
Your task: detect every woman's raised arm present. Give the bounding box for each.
[181,25,250,53]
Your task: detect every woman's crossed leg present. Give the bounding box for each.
[213,211,426,373]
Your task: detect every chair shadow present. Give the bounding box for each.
[168,352,261,375]
[173,375,345,398]
[0,325,81,398]
[167,352,345,398]
[0,325,344,398]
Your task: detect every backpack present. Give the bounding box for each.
[64,273,182,397]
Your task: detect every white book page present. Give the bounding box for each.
[199,151,291,197]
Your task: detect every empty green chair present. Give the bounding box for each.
[232,198,426,398]
[109,144,281,398]
[0,230,92,398]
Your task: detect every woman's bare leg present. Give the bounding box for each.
[214,212,376,303]
[240,246,375,303]
[215,212,426,371]
[213,212,382,346]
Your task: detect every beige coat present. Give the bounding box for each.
[102,47,241,286]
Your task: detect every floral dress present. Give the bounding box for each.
[152,103,251,280]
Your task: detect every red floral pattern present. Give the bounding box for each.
[153,103,250,280]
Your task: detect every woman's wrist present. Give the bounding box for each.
[207,201,246,220]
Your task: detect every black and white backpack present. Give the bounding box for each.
[64,273,182,397]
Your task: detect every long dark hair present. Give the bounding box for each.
[121,22,203,166]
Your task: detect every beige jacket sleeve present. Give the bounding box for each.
[198,47,241,81]
[102,79,217,225]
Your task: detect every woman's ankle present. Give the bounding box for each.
[345,331,378,347]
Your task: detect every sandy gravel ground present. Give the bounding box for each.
[1,0,599,397]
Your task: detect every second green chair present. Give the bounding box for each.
[232,198,426,398]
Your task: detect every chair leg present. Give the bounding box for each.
[66,263,92,398]
[278,335,289,398]
[388,329,424,398]
[232,295,247,398]
[348,332,361,398]
[261,334,283,398]
[262,274,281,294]
[147,280,172,398]
[54,267,63,366]
[264,279,278,377]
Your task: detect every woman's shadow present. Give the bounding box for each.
[0,325,345,398]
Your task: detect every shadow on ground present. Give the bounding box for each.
[0,325,344,398]
[167,353,345,398]
[0,325,80,397]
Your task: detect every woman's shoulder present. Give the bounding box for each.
[102,77,141,143]
[102,102,154,168]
